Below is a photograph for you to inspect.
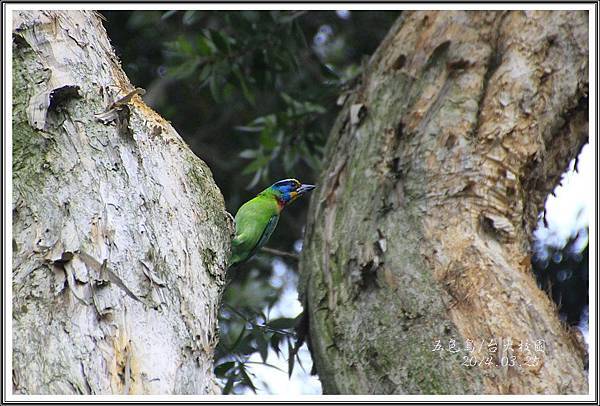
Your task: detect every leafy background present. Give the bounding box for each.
[101,10,590,394]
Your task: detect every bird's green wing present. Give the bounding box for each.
[230,208,279,267]
[235,214,278,266]
[253,214,279,256]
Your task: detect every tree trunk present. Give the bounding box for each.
[299,10,588,395]
[12,10,232,395]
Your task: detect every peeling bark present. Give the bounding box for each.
[300,11,588,394]
[12,11,233,394]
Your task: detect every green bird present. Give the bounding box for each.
[229,178,315,267]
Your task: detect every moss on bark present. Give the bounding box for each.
[300,10,588,395]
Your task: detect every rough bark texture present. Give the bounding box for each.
[299,11,588,394]
[12,11,232,394]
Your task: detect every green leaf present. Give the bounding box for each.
[283,145,295,173]
[261,167,270,184]
[238,333,257,355]
[251,114,276,127]
[270,333,282,356]
[275,11,305,24]
[161,10,177,20]
[242,155,269,176]
[223,375,235,394]
[176,35,194,56]
[198,64,212,84]
[240,368,257,394]
[210,29,230,53]
[195,34,214,56]
[320,62,341,80]
[256,333,269,363]
[168,57,201,79]
[268,317,296,330]
[246,168,262,190]
[209,75,222,103]
[288,339,295,377]
[280,92,294,106]
[259,129,278,151]
[182,10,198,26]
[235,125,263,133]
[229,324,247,352]
[233,65,255,105]
[238,149,257,159]
[214,361,235,378]
[303,101,327,114]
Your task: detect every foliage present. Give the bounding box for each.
[102,10,398,394]
[162,11,334,191]
[532,226,589,325]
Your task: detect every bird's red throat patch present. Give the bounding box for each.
[275,196,286,211]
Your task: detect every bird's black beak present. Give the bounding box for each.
[297,184,316,195]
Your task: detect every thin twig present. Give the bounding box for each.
[244,361,288,374]
[260,247,299,261]
[222,303,292,336]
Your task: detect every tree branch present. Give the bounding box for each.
[260,247,299,261]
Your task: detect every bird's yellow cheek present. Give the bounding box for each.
[290,191,298,201]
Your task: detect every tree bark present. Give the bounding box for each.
[12,11,232,394]
[299,10,588,394]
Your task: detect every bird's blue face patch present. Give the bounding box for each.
[270,179,301,204]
